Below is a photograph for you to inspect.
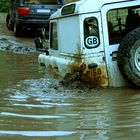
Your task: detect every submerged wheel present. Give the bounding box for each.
[6,14,14,31]
[117,27,140,87]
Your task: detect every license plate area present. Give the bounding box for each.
[37,9,50,13]
[86,68,104,83]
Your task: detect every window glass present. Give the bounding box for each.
[84,17,100,49]
[107,6,140,45]
[61,4,75,15]
[24,0,62,4]
[50,22,58,50]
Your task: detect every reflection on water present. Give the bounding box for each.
[0,51,140,140]
[0,51,42,88]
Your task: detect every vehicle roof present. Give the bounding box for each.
[50,0,137,19]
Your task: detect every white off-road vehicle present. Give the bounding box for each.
[36,0,140,87]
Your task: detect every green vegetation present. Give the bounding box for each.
[0,0,10,12]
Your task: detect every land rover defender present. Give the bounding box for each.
[36,0,140,87]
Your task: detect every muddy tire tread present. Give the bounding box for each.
[117,27,140,87]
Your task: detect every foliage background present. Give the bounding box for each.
[0,0,10,12]
[0,0,79,12]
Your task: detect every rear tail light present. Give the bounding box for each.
[18,7,30,15]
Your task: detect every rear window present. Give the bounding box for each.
[50,22,58,50]
[24,0,62,5]
[84,17,100,48]
[107,6,140,45]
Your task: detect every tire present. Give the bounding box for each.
[6,14,14,31]
[14,23,22,37]
[117,27,140,87]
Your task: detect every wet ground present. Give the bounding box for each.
[0,13,140,140]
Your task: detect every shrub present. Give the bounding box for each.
[0,0,10,12]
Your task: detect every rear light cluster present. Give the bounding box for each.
[18,7,30,15]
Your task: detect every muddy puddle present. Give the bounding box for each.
[0,35,140,140]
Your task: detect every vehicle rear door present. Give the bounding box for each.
[101,1,139,87]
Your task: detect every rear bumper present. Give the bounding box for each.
[17,18,50,28]
[38,53,109,87]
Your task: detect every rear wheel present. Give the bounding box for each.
[117,27,140,87]
[6,14,14,31]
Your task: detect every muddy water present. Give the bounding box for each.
[0,49,140,140]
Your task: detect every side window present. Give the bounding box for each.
[107,6,140,45]
[50,22,58,50]
[84,17,100,49]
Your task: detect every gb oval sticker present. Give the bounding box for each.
[85,36,99,48]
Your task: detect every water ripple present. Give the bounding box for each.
[0,130,75,137]
[0,112,64,119]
